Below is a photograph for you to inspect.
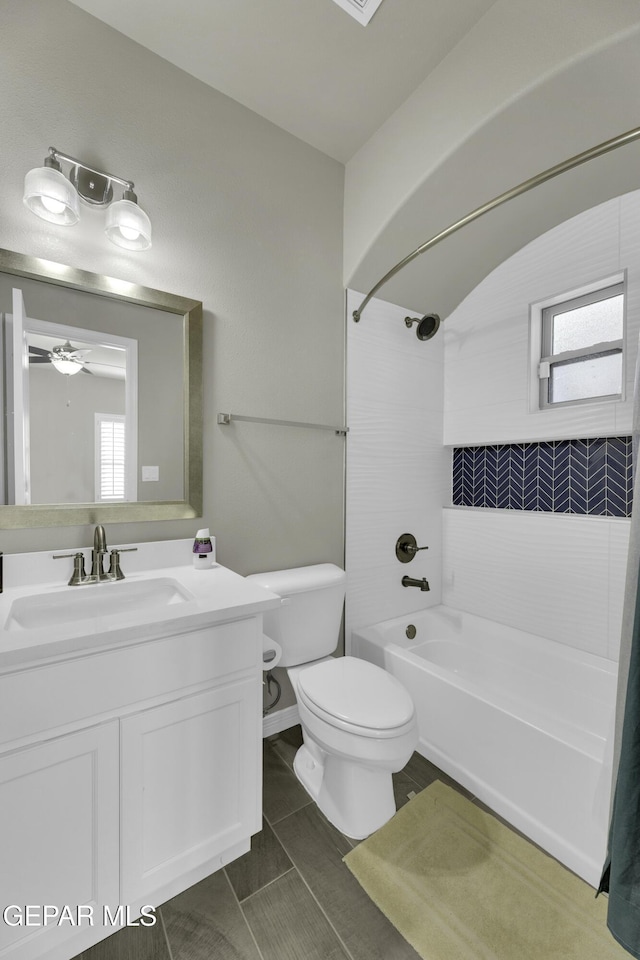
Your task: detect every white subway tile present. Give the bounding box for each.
[443,509,611,657]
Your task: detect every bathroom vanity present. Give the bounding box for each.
[0,540,280,960]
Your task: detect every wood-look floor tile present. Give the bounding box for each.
[264,724,304,770]
[241,869,350,960]
[262,741,310,825]
[225,817,293,901]
[161,869,261,960]
[401,751,443,789]
[392,769,422,810]
[73,916,169,960]
[403,751,473,799]
[273,803,421,960]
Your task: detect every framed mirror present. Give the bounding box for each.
[0,248,202,528]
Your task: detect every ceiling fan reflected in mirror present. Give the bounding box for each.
[27,338,126,379]
[28,340,90,376]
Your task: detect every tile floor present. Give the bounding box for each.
[74,726,483,960]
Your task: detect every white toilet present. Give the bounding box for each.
[248,563,418,839]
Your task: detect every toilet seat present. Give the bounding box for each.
[296,656,415,740]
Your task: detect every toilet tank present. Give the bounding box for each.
[247,564,346,667]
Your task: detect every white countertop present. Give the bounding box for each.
[0,539,281,672]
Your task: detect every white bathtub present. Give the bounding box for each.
[352,605,617,887]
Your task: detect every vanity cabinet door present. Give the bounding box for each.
[120,679,260,904]
[0,721,119,960]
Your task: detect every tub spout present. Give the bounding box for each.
[402,576,430,591]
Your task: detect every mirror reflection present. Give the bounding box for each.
[0,249,202,528]
[23,325,132,506]
[1,273,183,506]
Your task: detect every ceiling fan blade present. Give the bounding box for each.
[28,356,51,364]
[28,345,51,358]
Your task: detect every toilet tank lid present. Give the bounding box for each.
[246,563,346,596]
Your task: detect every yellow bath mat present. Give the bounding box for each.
[343,780,626,960]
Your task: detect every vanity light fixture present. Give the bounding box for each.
[23,148,152,251]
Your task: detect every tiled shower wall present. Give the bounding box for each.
[345,290,448,643]
[442,508,629,660]
[442,192,639,660]
[443,193,640,446]
[346,194,637,660]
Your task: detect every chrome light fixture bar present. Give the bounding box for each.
[23,148,151,251]
[352,123,640,324]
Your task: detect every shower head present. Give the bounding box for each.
[404,313,441,341]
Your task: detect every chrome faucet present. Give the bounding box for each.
[53,525,137,586]
[401,575,430,592]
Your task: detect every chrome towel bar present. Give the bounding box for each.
[217,412,348,436]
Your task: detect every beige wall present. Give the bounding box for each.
[0,0,345,576]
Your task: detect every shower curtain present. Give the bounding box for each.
[599,345,640,958]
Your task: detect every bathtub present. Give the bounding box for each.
[352,605,618,887]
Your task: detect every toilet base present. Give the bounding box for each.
[293,743,397,839]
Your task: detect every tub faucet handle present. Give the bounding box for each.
[396,533,428,563]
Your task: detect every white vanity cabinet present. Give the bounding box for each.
[0,598,269,960]
[0,722,120,960]
[120,677,258,904]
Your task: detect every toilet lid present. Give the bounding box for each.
[296,656,414,731]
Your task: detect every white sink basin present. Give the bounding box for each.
[5,577,195,632]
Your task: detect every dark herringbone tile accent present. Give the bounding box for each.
[453,437,633,517]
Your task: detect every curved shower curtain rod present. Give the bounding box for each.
[351,123,640,324]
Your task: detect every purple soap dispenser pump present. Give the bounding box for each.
[193,528,214,569]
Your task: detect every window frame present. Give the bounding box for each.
[95,413,129,502]
[534,279,625,410]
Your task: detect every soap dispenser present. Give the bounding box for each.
[193,528,215,569]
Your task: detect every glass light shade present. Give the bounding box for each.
[50,356,82,376]
[23,166,80,225]
[105,199,152,250]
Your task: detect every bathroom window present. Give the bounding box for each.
[95,413,126,501]
[534,280,625,409]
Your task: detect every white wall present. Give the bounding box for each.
[0,0,345,580]
[444,192,640,444]
[442,193,639,660]
[345,290,447,643]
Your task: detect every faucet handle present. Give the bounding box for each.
[396,533,428,563]
[53,551,87,586]
[108,547,137,581]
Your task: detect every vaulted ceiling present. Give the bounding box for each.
[67,0,496,162]
[66,1,640,318]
